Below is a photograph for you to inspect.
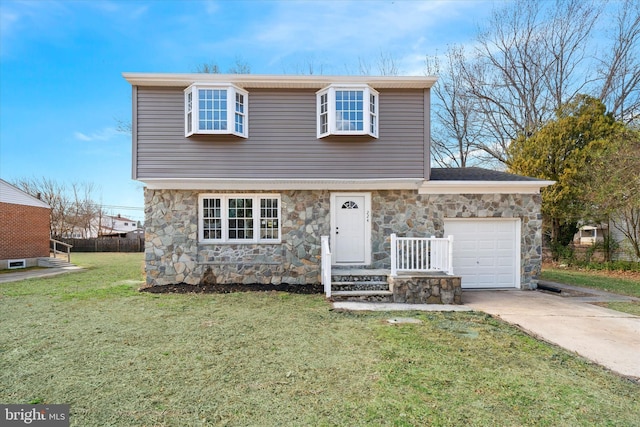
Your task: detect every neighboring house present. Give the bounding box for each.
[574,225,604,246]
[610,224,640,262]
[574,222,639,262]
[100,214,139,237]
[124,73,553,290]
[66,214,139,238]
[0,179,51,269]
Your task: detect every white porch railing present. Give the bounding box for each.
[321,236,332,298]
[390,233,454,277]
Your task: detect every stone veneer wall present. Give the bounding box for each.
[144,189,542,289]
[370,191,543,289]
[144,189,331,287]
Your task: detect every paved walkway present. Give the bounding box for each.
[333,301,472,312]
[334,282,640,380]
[0,266,84,284]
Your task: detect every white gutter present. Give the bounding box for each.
[139,178,425,191]
[418,180,555,195]
[122,73,437,89]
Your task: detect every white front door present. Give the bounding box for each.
[331,193,371,265]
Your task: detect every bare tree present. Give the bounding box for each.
[426,46,482,168]
[194,62,221,73]
[458,0,599,165]
[227,56,251,74]
[69,182,104,238]
[356,51,400,76]
[12,177,104,238]
[285,57,327,75]
[115,117,132,134]
[375,51,399,76]
[194,58,251,74]
[597,0,640,125]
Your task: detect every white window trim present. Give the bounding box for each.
[316,84,379,139]
[198,194,281,244]
[184,83,249,138]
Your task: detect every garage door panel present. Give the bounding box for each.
[444,219,520,289]
[497,240,514,250]
[478,240,497,250]
[495,249,514,258]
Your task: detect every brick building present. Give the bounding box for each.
[0,179,51,269]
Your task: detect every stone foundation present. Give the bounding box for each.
[144,188,543,289]
[390,274,462,304]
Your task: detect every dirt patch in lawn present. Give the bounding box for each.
[140,282,324,295]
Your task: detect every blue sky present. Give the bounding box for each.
[0,0,493,222]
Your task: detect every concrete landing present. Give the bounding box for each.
[332,301,472,312]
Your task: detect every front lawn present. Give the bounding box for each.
[1,253,638,426]
[540,266,640,298]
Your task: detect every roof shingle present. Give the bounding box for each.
[430,167,543,182]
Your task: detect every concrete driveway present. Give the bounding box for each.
[464,283,640,381]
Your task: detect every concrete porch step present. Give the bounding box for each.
[332,290,393,297]
[331,280,389,291]
[331,289,394,302]
[38,257,74,268]
[329,269,393,302]
[331,268,390,284]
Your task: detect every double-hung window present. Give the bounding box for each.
[199,194,281,243]
[316,84,379,138]
[184,83,248,138]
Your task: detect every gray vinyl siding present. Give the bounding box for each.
[134,87,428,179]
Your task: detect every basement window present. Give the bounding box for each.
[8,259,26,269]
[185,83,248,138]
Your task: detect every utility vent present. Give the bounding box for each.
[8,259,26,269]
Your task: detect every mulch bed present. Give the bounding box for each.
[140,283,324,295]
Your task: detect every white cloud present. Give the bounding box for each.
[0,10,18,40]
[87,0,148,18]
[203,0,219,15]
[218,0,493,75]
[74,127,123,142]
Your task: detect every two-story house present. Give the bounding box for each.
[124,73,552,294]
[100,214,139,237]
[65,213,140,238]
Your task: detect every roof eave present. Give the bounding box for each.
[419,180,555,195]
[138,178,424,191]
[122,73,438,89]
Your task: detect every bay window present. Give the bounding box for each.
[316,84,379,138]
[185,83,248,138]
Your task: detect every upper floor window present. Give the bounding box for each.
[184,83,248,138]
[316,84,379,138]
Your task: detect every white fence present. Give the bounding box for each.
[390,234,454,277]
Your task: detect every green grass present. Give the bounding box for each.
[1,254,638,426]
[597,301,640,317]
[540,268,640,298]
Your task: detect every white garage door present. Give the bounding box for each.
[444,219,520,289]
